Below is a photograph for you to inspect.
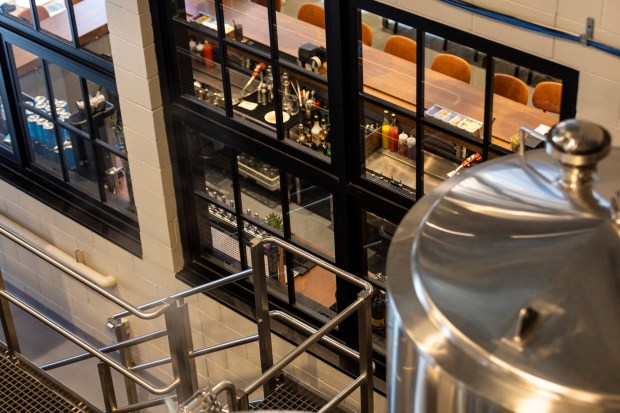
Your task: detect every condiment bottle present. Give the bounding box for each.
[389,113,399,152]
[398,132,408,156]
[381,110,390,149]
[407,136,417,160]
[203,41,213,68]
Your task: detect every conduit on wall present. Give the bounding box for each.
[0,213,117,288]
[440,0,620,58]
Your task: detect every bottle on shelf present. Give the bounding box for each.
[203,40,214,68]
[381,110,390,149]
[303,106,312,135]
[389,113,399,152]
[265,65,274,102]
[398,132,408,156]
[407,135,417,160]
[311,114,322,145]
[296,123,305,145]
[371,288,387,335]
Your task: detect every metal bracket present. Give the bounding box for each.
[580,17,594,44]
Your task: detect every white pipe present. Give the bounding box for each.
[0,213,117,288]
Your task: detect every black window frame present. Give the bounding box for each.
[0,20,140,255]
[151,0,579,384]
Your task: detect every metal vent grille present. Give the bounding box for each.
[0,351,93,413]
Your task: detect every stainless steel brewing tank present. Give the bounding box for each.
[386,120,620,413]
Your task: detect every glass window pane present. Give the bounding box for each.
[237,154,282,228]
[278,1,326,77]
[177,29,225,111]
[223,0,271,51]
[422,124,481,193]
[492,57,561,152]
[290,250,337,321]
[227,46,275,135]
[192,132,235,203]
[362,100,417,198]
[38,0,73,43]
[85,80,120,148]
[2,1,34,27]
[362,210,398,351]
[424,34,486,140]
[22,109,63,178]
[360,10,417,108]
[64,133,99,198]
[100,149,136,217]
[287,176,334,259]
[48,63,83,122]
[75,0,111,58]
[11,45,50,107]
[0,98,12,154]
[283,70,330,159]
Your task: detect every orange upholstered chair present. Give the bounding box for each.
[361,22,372,47]
[431,53,471,83]
[251,0,282,12]
[494,73,529,105]
[532,81,562,114]
[297,3,325,29]
[15,6,50,22]
[383,35,417,63]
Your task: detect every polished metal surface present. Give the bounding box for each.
[386,119,620,413]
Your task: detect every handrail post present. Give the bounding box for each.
[250,238,275,395]
[109,318,139,408]
[165,298,198,403]
[0,269,20,354]
[357,290,373,413]
[98,362,118,412]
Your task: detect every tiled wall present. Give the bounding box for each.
[384,0,620,145]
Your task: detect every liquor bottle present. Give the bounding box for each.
[304,133,316,150]
[389,113,399,152]
[381,110,390,149]
[311,114,322,145]
[319,135,327,155]
[303,107,312,135]
[296,123,305,145]
[371,289,387,335]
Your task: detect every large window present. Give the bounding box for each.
[155,0,578,379]
[0,17,137,253]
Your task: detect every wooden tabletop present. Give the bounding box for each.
[186,0,559,148]
[12,0,108,75]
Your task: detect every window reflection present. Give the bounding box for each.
[102,150,135,216]
[65,134,99,198]
[0,98,12,153]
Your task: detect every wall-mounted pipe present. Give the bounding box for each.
[440,0,620,58]
[0,213,117,288]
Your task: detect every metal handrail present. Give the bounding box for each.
[244,237,374,412]
[111,269,252,320]
[0,289,180,395]
[0,223,169,320]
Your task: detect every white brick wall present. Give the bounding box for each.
[392,0,620,145]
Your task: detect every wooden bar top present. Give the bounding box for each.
[185,0,559,148]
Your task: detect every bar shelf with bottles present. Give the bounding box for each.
[362,100,486,197]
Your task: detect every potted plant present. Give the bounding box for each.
[264,212,285,283]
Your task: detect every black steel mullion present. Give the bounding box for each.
[482,54,495,160]
[415,29,425,200]
[229,150,248,269]
[64,0,80,48]
[0,39,25,165]
[267,0,284,140]
[41,60,70,182]
[213,0,233,117]
[78,77,107,203]
[278,170,294,305]
[29,0,41,32]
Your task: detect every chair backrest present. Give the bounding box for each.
[532,81,562,114]
[297,3,325,29]
[251,0,281,12]
[383,35,416,63]
[493,73,529,105]
[361,22,372,47]
[16,6,50,22]
[431,53,471,83]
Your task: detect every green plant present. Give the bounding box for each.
[265,212,283,230]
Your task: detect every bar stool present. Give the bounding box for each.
[493,73,529,105]
[532,81,562,114]
[383,35,417,63]
[251,0,281,12]
[361,22,372,47]
[297,3,325,29]
[431,53,471,83]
